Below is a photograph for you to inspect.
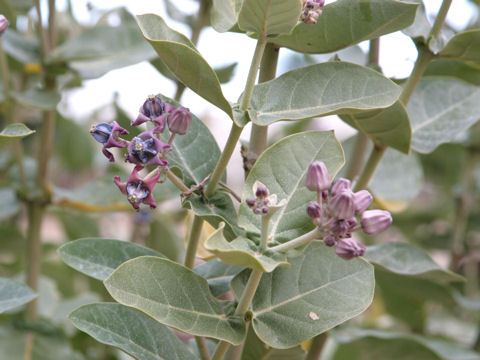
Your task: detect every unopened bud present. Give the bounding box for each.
[328,189,355,219]
[0,15,8,36]
[253,181,269,198]
[167,106,191,135]
[306,201,322,219]
[335,238,365,260]
[331,178,351,196]
[324,235,336,247]
[361,209,392,235]
[90,122,112,144]
[306,161,331,192]
[354,190,373,214]
[246,198,256,208]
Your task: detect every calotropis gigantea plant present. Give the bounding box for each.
[10,0,472,359]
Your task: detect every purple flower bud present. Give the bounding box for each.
[330,219,350,238]
[331,178,351,196]
[328,189,355,219]
[113,166,161,211]
[255,184,268,199]
[354,190,373,214]
[126,129,171,167]
[90,122,112,144]
[306,161,331,193]
[90,121,128,162]
[246,198,256,208]
[324,235,336,247]
[131,95,166,131]
[306,201,322,219]
[0,15,8,36]
[167,106,191,135]
[335,238,365,260]
[361,210,392,235]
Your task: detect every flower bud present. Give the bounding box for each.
[335,238,365,260]
[330,219,350,238]
[132,95,166,130]
[168,106,191,135]
[0,15,8,36]
[354,190,373,214]
[324,235,336,247]
[306,201,322,219]
[306,161,331,192]
[246,198,256,208]
[331,178,351,196]
[255,185,268,198]
[361,209,392,235]
[328,189,355,219]
[90,122,112,144]
[90,121,128,162]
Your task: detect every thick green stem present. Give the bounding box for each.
[428,0,453,42]
[270,228,322,253]
[240,36,267,112]
[353,145,386,191]
[260,215,270,250]
[306,333,328,360]
[211,269,264,360]
[195,336,211,360]
[184,215,204,269]
[345,132,369,181]
[166,169,189,193]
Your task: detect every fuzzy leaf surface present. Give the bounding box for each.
[439,30,480,65]
[0,278,36,313]
[194,259,243,297]
[58,238,165,281]
[70,303,197,360]
[249,62,401,126]
[211,0,242,32]
[104,256,246,344]
[272,0,418,53]
[238,131,344,243]
[137,14,233,118]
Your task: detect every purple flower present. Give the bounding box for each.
[90,121,128,162]
[328,189,355,219]
[113,166,161,211]
[354,190,373,214]
[331,178,351,196]
[126,129,171,167]
[335,238,365,260]
[0,15,8,36]
[361,209,392,235]
[246,181,286,216]
[131,95,166,131]
[168,106,192,135]
[306,161,331,193]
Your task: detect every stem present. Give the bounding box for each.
[0,39,11,106]
[428,0,453,42]
[195,336,211,360]
[184,215,204,269]
[270,228,322,253]
[306,333,328,360]
[240,36,267,112]
[353,145,386,191]
[166,168,189,193]
[260,215,270,250]
[211,269,264,360]
[219,181,242,202]
[368,38,380,66]
[345,132,369,181]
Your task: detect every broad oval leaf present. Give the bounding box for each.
[194,259,243,297]
[238,0,302,36]
[136,14,233,119]
[104,256,246,344]
[3,29,40,63]
[58,238,165,281]
[70,303,197,360]
[232,241,374,348]
[408,77,480,153]
[0,278,37,313]
[340,101,411,154]
[425,59,480,86]
[249,62,402,126]
[12,88,60,110]
[204,224,289,273]
[211,0,242,33]
[238,131,344,243]
[365,242,464,283]
[272,0,418,54]
[439,30,480,66]
[403,1,431,42]
[0,124,35,146]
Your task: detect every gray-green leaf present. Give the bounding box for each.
[194,259,243,297]
[272,0,418,54]
[58,238,165,281]
[238,131,344,243]
[249,62,401,126]
[439,30,480,65]
[0,124,35,146]
[0,278,36,313]
[12,88,60,110]
[211,0,243,33]
[70,303,197,360]
[104,256,246,344]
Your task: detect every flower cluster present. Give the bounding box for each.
[300,0,325,25]
[305,161,392,260]
[90,95,192,211]
[246,181,286,216]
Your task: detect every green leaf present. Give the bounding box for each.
[403,1,431,42]
[194,259,243,297]
[163,0,195,26]
[408,78,480,153]
[136,14,233,118]
[211,0,242,32]
[104,256,246,344]
[0,123,35,146]
[425,59,480,86]
[0,278,36,313]
[215,62,238,83]
[184,192,242,241]
[238,0,302,36]
[205,223,289,272]
[332,329,480,360]
[340,101,411,154]
[70,303,197,360]
[58,238,165,281]
[3,29,40,63]
[365,242,464,283]
[147,217,184,262]
[439,30,480,66]
[159,95,222,187]
[238,131,344,243]
[249,62,402,126]
[231,241,374,348]
[12,88,60,110]
[272,0,418,54]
